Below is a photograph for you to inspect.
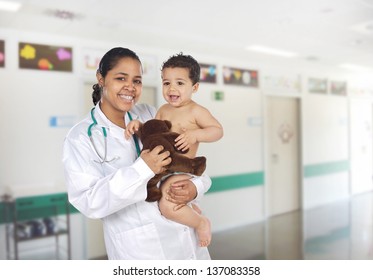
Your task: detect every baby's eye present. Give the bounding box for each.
[163,81,170,86]
[177,81,184,86]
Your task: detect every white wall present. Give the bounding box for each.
[349,98,373,194]
[302,94,350,208]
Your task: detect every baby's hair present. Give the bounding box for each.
[161,52,200,85]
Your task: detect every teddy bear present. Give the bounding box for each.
[135,119,206,202]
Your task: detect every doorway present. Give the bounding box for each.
[266,96,301,217]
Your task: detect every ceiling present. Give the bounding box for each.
[1,0,373,73]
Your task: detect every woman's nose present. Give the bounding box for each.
[124,82,135,91]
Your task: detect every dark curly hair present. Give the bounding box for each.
[92,47,142,105]
[161,53,200,85]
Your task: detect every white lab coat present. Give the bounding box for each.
[63,103,211,260]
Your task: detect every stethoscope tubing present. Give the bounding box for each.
[88,107,140,163]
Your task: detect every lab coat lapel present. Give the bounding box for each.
[94,104,125,141]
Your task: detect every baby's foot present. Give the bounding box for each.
[196,216,211,247]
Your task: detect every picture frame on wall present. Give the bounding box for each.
[200,63,217,83]
[223,66,258,87]
[19,42,73,72]
[330,80,347,96]
[308,77,328,94]
[0,40,4,68]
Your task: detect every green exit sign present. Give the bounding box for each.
[214,91,224,101]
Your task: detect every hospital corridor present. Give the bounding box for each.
[1,0,373,262]
[210,190,373,260]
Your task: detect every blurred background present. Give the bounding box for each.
[1,0,373,260]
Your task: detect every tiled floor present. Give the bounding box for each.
[209,191,373,260]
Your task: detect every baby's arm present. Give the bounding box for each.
[175,106,223,151]
[125,119,143,140]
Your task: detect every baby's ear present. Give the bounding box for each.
[164,120,172,130]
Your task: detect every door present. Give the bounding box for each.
[266,96,301,216]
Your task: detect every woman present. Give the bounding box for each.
[62,47,211,259]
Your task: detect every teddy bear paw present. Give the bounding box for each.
[192,156,207,176]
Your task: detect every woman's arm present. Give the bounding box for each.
[63,136,170,219]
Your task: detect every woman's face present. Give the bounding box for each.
[98,57,142,117]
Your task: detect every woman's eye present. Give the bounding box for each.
[134,80,142,85]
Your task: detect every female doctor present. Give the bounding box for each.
[62,47,211,260]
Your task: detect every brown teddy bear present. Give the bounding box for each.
[135,119,206,202]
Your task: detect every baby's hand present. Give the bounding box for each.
[125,120,142,139]
[175,129,197,151]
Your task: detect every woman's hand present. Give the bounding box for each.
[140,145,171,174]
[166,176,197,210]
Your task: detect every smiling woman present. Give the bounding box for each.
[62,47,212,260]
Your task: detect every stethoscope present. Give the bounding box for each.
[88,107,141,163]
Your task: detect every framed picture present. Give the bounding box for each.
[223,66,258,87]
[19,42,73,72]
[308,78,327,94]
[200,63,217,83]
[0,40,4,68]
[330,81,347,96]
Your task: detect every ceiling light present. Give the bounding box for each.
[339,63,373,72]
[246,45,298,58]
[0,0,21,12]
[44,9,82,20]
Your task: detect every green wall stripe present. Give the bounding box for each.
[0,201,5,224]
[304,160,349,178]
[209,171,264,193]
[0,195,79,225]
[0,172,266,224]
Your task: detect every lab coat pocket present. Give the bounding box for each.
[115,223,165,259]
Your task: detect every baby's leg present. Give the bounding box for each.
[159,174,211,247]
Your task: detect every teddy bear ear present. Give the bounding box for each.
[164,120,172,130]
